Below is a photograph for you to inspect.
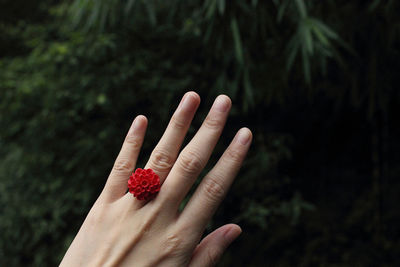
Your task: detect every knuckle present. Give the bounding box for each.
[138,211,159,234]
[203,115,221,130]
[124,134,141,149]
[202,176,225,202]
[225,147,243,164]
[112,159,133,173]
[86,206,107,229]
[206,247,222,266]
[161,233,185,257]
[149,149,175,172]
[178,150,204,175]
[170,115,187,130]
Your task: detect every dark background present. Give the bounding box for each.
[1,0,400,266]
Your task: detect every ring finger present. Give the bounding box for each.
[126,91,200,206]
[144,92,200,182]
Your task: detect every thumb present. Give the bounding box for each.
[189,224,241,267]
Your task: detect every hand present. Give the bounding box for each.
[60,92,252,267]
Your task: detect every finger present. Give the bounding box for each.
[102,115,147,202]
[180,128,252,231]
[145,92,200,183]
[160,95,232,206]
[189,224,242,267]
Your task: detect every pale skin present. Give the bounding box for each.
[60,92,252,267]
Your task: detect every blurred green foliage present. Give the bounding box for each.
[1,0,400,266]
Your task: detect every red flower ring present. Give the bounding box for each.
[128,168,160,200]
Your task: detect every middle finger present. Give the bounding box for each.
[145,91,200,182]
[159,95,232,208]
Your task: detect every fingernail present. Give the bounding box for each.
[178,93,187,108]
[237,128,251,145]
[131,116,144,131]
[223,225,242,243]
[213,95,231,112]
[180,92,198,112]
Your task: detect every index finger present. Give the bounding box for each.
[102,115,148,202]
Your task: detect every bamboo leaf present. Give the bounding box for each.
[143,0,157,25]
[217,0,225,15]
[312,23,330,46]
[286,37,299,71]
[70,0,86,27]
[231,18,244,65]
[294,0,307,18]
[86,0,101,30]
[203,17,215,43]
[310,18,338,40]
[126,0,136,14]
[206,0,217,19]
[244,68,255,109]
[368,0,381,12]
[301,43,311,84]
[277,0,289,23]
[310,18,355,54]
[99,1,108,32]
[302,20,313,54]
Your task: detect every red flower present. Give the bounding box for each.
[128,168,160,200]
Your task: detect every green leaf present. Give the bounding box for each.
[99,2,108,32]
[203,17,215,43]
[286,36,299,71]
[311,23,330,46]
[126,0,136,14]
[243,68,255,110]
[301,43,311,84]
[205,0,217,19]
[310,18,355,54]
[143,0,157,25]
[310,18,339,40]
[277,0,289,23]
[294,0,307,18]
[231,18,244,65]
[302,19,313,54]
[217,0,225,15]
[87,0,102,30]
[368,0,381,12]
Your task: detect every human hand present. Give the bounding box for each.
[60,92,252,267]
